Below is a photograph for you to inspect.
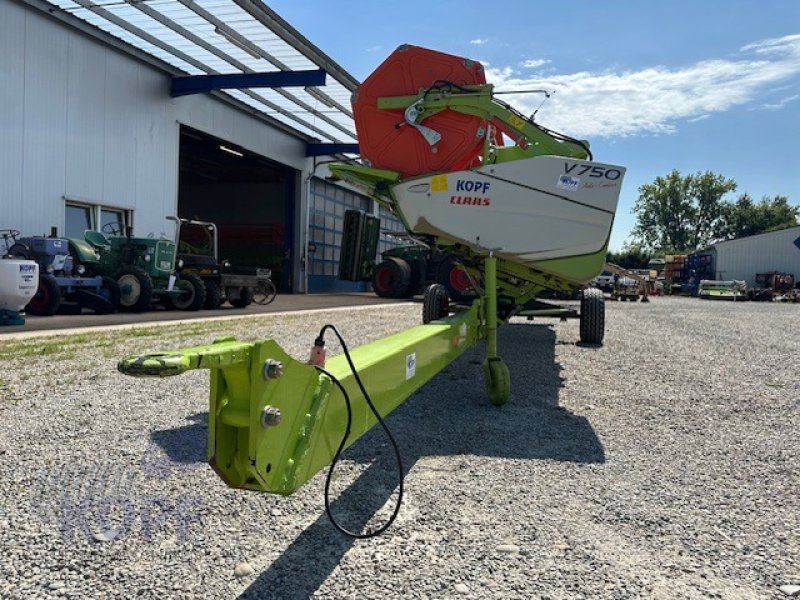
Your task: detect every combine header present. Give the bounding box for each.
[119,45,626,535]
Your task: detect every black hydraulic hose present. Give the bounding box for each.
[315,324,404,538]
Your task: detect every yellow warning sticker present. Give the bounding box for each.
[430,175,448,192]
[508,115,526,130]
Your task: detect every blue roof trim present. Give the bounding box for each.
[171,69,327,97]
[306,143,359,157]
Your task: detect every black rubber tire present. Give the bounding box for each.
[98,276,121,312]
[204,280,223,310]
[169,272,207,311]
[438,256,477,302]
[422,284,449,324]
[116,266,154,313]
[371,257,412,298]
[230,286,253,308]
[579,287,605,345]
[75,289,114,315]
[27,274,62,316]
[8,243,31,260]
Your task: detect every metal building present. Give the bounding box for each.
[1,0,402,293]
[708,225,800,286]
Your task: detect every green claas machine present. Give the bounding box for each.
[338,211,477,301]
[69,222,206,312]
[371,243,478,301]
[119,45,627,536]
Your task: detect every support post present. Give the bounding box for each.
[485,253,498,359]
[481,252,510,405]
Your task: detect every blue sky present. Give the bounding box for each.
[272,0,800,249]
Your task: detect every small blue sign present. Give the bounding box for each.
[794,235,800,251]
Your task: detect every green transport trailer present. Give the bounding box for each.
[118,45,627,537]
[170,217,276,310]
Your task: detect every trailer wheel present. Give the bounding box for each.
[579,287,605,345]
[170,272,206,311]
[27,274,62,316]
[230,287,253,308]
[482,357,510,406]
[204,280,223,310]
[438,256,476,302]
[252,280,277,305]
[372,257,411,298]
[117,266,153,313]
[422,284,449,323]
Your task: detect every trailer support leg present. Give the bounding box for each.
[482,253,510,405]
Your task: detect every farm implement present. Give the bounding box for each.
[119,45,626,535]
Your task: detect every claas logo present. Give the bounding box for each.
[450,180,491,206]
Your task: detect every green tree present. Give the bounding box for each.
[717,194,799,239]
[631,170,737,251]
[606,245,653,269]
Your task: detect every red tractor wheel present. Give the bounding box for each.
[26,274,62,316]
[439,257,477,302]
[372,257,412,298]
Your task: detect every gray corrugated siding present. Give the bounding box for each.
[712,226,800,286]
[0,1,309,240]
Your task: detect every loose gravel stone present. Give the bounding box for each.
[780,585,800,597]
[0,298,797,599]
[454,582,469,593]
[495,544,521,554]
[234,563,255,578]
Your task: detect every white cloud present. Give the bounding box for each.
[520,58,551,69]
[740,33,800,54]
[761,94,799,110]
[365,45,381,53]
[485,33,800,138]
[469,38,487,45]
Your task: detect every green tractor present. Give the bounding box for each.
[372,244,478,302]
[68,223,206,312]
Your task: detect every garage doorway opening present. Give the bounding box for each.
[178,126,296,292]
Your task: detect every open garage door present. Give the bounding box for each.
[178,126,296,292]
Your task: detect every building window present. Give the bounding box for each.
[308,179,370,277]
[100,208,127,235]
[377,205,407,256]
[65,203,94,238]
[64,199,131,239]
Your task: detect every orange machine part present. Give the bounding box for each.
[353,45,487,178]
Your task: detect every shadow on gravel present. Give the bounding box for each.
[232,321,605,600]
[149,413,207,465]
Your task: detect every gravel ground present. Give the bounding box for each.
[0,297,797,599]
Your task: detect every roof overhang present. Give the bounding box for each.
[21,0,360,154]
